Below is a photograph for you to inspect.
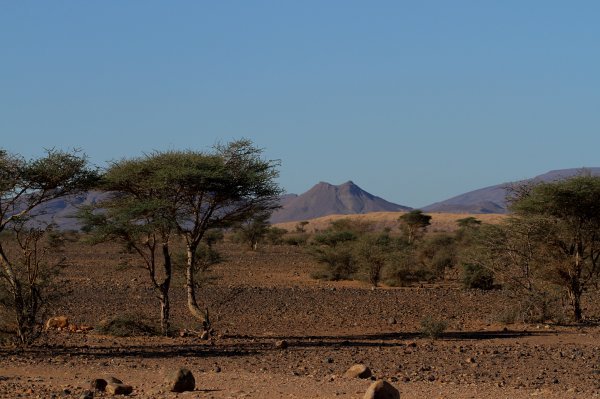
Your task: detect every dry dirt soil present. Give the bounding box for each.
[1,239,600,399]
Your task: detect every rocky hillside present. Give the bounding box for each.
[422,167,600,214]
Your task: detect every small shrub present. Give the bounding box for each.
[283,233,309,246]
[96,314,158,337]
[311,246,357,281]
[420,316,447,339]
[462,263,494,290]
[265,227,287,245]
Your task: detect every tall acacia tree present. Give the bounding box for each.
[0,149,97,344]
[171,140,282,325]
[78,163,177,336]
[89,140,282,328]
[509,175,600,321]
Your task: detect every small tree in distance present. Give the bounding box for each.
[398,210,432,244]
[233,212,271,251]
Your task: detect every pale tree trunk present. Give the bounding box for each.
[0,247,28,344]
[159,292,170,336]
[185,243,209,327]
[569,249,584,322]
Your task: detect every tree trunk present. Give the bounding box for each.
[569,249,584,322]
[568,286,583,322]
[185,244,208,325]
[159,292,170,336]
[159,242,172,336]
[1,250,27,344]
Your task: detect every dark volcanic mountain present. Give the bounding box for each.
[270,181,411,224]
[422,167,600,214]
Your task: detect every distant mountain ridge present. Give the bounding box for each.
[21,168,600,229]
[270,181,411,223]
[422,168,600,214]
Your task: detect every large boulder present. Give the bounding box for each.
[90,378,107,391]
[344,364,372,379]
[165,368,195,393]
[363,380,400,399]
[106,383,133,395]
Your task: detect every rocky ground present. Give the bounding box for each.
[1,241,600,398]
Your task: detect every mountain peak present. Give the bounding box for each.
[271,181,411,223]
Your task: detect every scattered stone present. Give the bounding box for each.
[344,364,372,379]
[214,365,222,373]
[466,357,476,364]
[387,318,397,325]
[106,383,133,396]
[45,316,69,331]
[325,357,334,364]
[363,380,400,399]
[165,368,195,393]
[275,340,288,349]
[90,378,107,392]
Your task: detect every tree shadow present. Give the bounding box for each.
[0,329,548,358]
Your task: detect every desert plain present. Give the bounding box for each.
[1,213,599,399]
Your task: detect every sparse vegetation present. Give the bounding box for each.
[0,149,97,345]
[461,263,494,290]
[420,316,447,339]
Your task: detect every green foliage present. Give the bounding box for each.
[418,233,457,278]
[265,227,287,245]
[312,230,357,247]
[456,217,482,229]
[398,210,431,244]
[310,244,357,281]
[506,175,600,321]
[310,219,371,281]
[461,263,494,290]
[232,213,271,250]
[354,232,395,287]
[384,250,437,286]
[420,316,447,339]
[282,232,309,246]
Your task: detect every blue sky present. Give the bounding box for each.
[1,1,599,207]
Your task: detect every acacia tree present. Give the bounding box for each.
[94,140,281,328]
[509,175,600,321]
[174,140,281,326]
[354,232,393,287]
[79,189,176,335]
[233,212,271,251]
[0,149,97,344]
[398,210,431,244]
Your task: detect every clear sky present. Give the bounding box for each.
[1,1,599,207]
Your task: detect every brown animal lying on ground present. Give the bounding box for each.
[45,316,93,333]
